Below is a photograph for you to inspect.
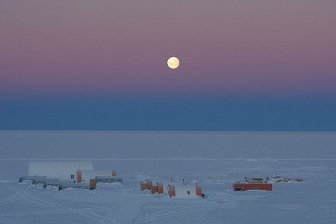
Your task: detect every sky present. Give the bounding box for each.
[0,0,335,130]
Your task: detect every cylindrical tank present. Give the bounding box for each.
[43,178,61,188]
[19,176,48,183]
[95,176,122,183]
[32,176,48,185]
[76,170,116,183]
[19,176,36,183]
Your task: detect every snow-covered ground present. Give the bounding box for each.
[0,131,336,223]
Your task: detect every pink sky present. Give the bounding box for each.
[1,0,335,96]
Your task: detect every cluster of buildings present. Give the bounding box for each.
[19,161,122,191]
[140,179,205,198]
[19,161,303,198]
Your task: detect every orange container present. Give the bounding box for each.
[167,184,176,198]
[140,180,153,191]
[89,179,96,190]
[147,180,152,189]
[157,182,164,194]
[233,183,272,191]
[196,185,205,197]
[140,181,147,191]
[151,182,164,194]
[151,185,158,194]
[76,170,82,183]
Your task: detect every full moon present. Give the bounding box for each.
[167,57,180,69]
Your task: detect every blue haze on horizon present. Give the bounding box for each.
[1,96,335,131]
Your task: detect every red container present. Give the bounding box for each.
[157,182,164,194]
[112,170,117,176]
[196,185,205,197]
[140,180,153,191]
[233,183,272,191]
[76,170,82,183]
[167,184,176,198]
[140,182,147,191]
[151,185,158,194]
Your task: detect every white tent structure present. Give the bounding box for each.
[29,161,93,181]
[167,184,205,198]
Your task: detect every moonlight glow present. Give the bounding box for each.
[167,57,180,69]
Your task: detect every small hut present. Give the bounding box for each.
[151,182,164,194]
[140,180,152,191]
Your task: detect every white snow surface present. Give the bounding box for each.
[0,131,336,223]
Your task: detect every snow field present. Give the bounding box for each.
[0,159,335,224]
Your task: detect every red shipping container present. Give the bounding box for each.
[233,183,272,191]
